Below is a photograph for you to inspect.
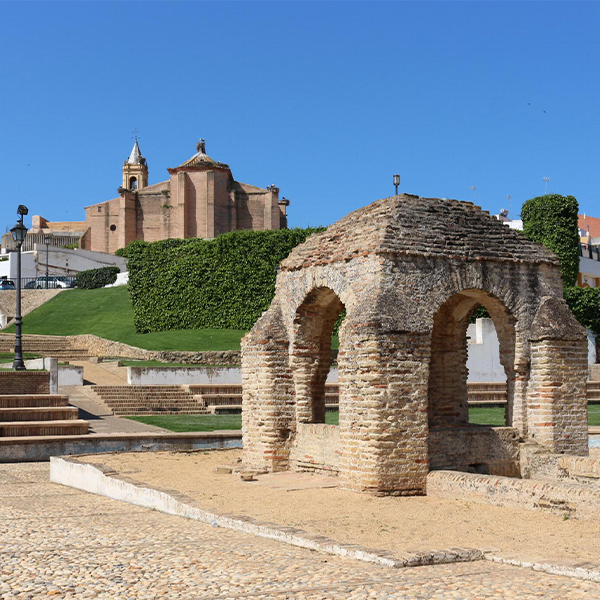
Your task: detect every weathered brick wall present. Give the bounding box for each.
[429,426,520,476]
[428,469,600,519]
[289,423,339,474]
[0,371,50,394]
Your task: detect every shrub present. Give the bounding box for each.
[521,194,580,286]
[564,287,600,335]
[124,228,325,333]
[76,266,120,290]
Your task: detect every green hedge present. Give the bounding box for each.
[75,266,120,290]
[124,228,325,333]
[521,194,580,286]
[564,287,600,335]
[521,194,600,335]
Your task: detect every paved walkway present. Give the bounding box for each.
[1,462,599,599]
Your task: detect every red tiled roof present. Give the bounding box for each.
[579,214,600,238]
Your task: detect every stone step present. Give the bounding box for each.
[209,405,242,414]
[0,407,79,421]
[0,419,89,437]
[0,395,70,408]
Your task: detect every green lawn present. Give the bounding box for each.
[469,406,600,427]
[126,407,600,433]
[0,352,42,364]
[125,414,243,432]
[3,287,247,351]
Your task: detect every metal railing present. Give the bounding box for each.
[579,243,600,262]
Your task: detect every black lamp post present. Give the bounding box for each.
[11,205,28,371]
[44,235,51,289]
[393,174,400,195]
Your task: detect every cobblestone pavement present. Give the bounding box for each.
[2,463,600,599]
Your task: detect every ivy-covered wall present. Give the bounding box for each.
[120,228,325,333]
[521,194,580,286]
[521,194,600,335]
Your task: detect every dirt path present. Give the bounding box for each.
[79,449,600,567]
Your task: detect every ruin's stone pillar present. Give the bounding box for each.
[527,297,588,455]
[338,325,431,495]
[241,306,293,472]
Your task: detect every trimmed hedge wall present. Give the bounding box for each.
[75,266,120,290]
[122,228,325,333]
[521,194,580,287]
[521,194,600,335]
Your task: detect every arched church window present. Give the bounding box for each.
[129,177,138,191]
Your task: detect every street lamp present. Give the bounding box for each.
[543,177,550,195]
[10,205,28,371]
[44,235,51,289]
[393,174,400,196]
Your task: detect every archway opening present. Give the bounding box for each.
[466,307,509,426]
[291,287,345,425]
[428,289,519,475]
[129,176,138,190]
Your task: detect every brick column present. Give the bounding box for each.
[338,327,430,495]
[527,297,589,455]
[241,306,293,472]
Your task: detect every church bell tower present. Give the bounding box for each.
[122,139,148,191]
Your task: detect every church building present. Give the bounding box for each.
[73,139,289,254]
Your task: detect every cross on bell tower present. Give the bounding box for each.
[122,131,148,191]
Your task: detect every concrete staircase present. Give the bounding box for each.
[466,382,508,406]
[0,334,90,360]
[89,385,205,416]
[0,394,89,437]
[81,378,600,418]
[588,380,600,404]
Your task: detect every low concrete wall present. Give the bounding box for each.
[427,469,600,520]
[0,431,242,462]
[127,366,339,385]
[58,365,84,386]
[128,366,242,385]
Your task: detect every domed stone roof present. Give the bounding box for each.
[282,194,560,271]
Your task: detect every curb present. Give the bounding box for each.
[485,554,600,583]
[49,455,483,570]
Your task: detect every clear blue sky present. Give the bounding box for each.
[1,1,598,232]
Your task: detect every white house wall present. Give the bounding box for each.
[466,318,507,383]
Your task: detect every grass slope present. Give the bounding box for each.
[4,287,246,351]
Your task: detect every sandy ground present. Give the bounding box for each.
[78,448,600,566]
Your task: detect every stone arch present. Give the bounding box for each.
[290,286,345,424]
[428,288,517,428]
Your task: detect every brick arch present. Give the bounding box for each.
[291,286,345,424]
[427,288,517,428]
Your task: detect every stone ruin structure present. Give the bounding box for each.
[241,194,589,496]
